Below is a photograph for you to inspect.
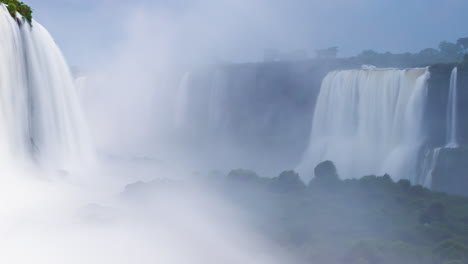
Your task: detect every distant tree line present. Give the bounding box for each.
[351,37,468,67]
[263,37,468,67]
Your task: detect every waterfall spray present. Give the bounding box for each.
[446,67,458,148]
[0,4,94,172]
[298,67,430,181]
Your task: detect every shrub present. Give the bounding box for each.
[6,2,16,17]
[270,170,306,193]
[0,0,32,24]
[345,240,384,264]
[443,260,465,264]
[419,202,446,224]
[227,169,260,183]
[433,239,468,263]
[398,179,412,192]
[310,160,340,188]
[408,184,430,196]
[18,3,31,23]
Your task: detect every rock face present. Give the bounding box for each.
[176,59,360,173]
[426,63,468,147]
[431,148,468,197]
[424,64,468,196]
[179,59,468,195]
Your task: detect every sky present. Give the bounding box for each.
[26,0,468,67]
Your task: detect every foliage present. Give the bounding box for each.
[210,160,468,264]
[270,170,306,193]
[457,37,468,52]
[124,159,468,264]
[310,160,340,188]
[433,240,468,263]
[316,46,339,59]
[398,179,412,192]
[227,168,260,182]
[0,0,32,24]
[439,41,463,61]
[347,38,466,67]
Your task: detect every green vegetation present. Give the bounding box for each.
[265,36,468,68]
[0,0,32,24]
[124,160,468,264]
[217,161,468,264]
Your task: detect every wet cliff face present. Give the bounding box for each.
[432,148,468,196]
[179,59,358,174]
[458,64,468,146]
[178,59,468,194]
[427,63,468,196]
[426,63,468,146]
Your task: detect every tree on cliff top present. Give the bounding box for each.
[0,0,32,24]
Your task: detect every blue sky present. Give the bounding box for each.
[26,0,468,67]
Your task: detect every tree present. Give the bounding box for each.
[227,169,260,183]
[439,41,463,61]
[316,46,338,59]
[359,49,379,57]
[457,37,468,52]
[433,240,468,263]
[0,0,33,24]
[419,48,439,56]
[270,170,306,193]
[310,160,340,188]
[419,202,446,224]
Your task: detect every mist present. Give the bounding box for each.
[2,0,468,263]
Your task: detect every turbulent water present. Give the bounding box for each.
[298,67,430,181]
[0,5,93,171]
[446,67,458,148]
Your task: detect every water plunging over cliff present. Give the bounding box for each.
[446,67,458,148]
[0,5,94,171]
[298,67,430,181]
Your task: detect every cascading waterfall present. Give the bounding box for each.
[419,147,442,187]
[446,67,458,148]
[0,5,94,171]
[419,66,459,187]
[209,69,228,128]
[298,67,430,181]
[174,72,191,129]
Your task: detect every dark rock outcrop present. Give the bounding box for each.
[432,148,468,197]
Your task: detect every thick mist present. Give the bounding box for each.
[0,2,300,264]
[3,0,468,264]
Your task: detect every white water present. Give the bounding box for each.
[419,147,442,187]
[0,5,94,172]
[209,69,228,128]
[174,72,191,129]
[298,67,430,181]
[418,66,459,187]
[446,67,458,148]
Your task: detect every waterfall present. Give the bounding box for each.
[174,72,191,128]
[419,147,442,187]
[418,66,459,187]
[298,67,430,181]
[446,67,458,148]
[209,69,228,128]
[0,5,94,171]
